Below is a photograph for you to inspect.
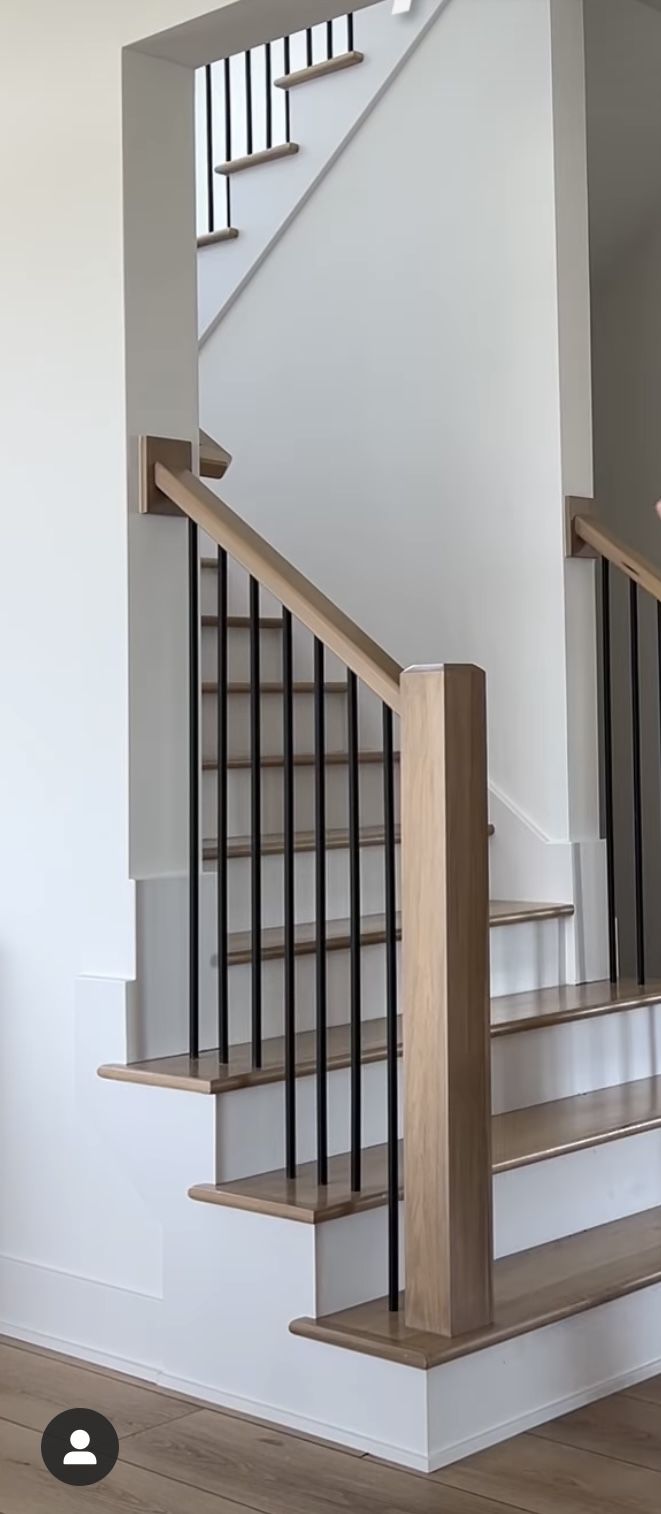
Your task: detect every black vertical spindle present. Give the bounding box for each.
[348,672,361,1191]
[188,521,201,1060]
[629,580,646,985]
[217,548,229,1062]
[326,20,334,60]
[204,65,215,235]
[245,49,253,157]
[250,577,262,1065]
[347,13,355,52]
[283,38,291,144]
[283,610,296,1177]
[223,57,232,227]
[383,705,399,1311]
[601,559,617,983]
[314,638,328,1185]
[306,28,314,68]
[265,42,273,150]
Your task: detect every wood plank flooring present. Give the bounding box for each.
[2,1333,661,1512]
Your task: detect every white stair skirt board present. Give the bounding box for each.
[312,1129,661,1315]
[197,0,455,339]
[136,876,572,1062]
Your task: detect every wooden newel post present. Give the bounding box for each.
[401,664,493,1337]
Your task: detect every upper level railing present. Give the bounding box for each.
[140,434,493,1340]
[568,498,661,987]
[196,16,359,243]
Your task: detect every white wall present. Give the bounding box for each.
[200,0,578,845]
[586,0,661,976]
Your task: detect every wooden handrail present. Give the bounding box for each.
[152,458,402,711]
[569,501,661,604]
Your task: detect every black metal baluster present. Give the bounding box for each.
[265,42,273,151]
[217,548,229,1062]
[347,13,355,52]
[348,672,361,1192]
[245,49,253,157]
[223,57,232,228]
[188,521,200,1060]
[630,580,646,985]
[306,27,314,68]
[326,20,334,60]
[601,559,617,984]
[283,610,296,1177]
[250,577,262,1065]
[283,37,292,144]
[314,638,328,1185]
[383,705,399,1312]
[204,65,215,235]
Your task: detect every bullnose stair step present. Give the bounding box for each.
[288,1205,661,1369]
[197,227,240,249]
[274,51,365,90]
[202,614,283,630]
[97,979,659,1099]
[203,823,403,862]
[216,142,300,176]
[202,750,402,771]
[202,681,349,696]
[187,1068,661,1223]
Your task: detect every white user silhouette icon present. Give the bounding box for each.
[63,1428,97,1466]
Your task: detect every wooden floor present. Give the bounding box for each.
[3,1334,661,1511]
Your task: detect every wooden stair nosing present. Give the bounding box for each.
[202,614,283,631]
[215,142,300,176]
[204,824,403,862]
[289,1205,661,1369]
[274,51,364,90]
[187,1070,661,1224]
[97,981,661,1100]
[197,227,240,249]
[202,680,349,696]
[202,750,402,771]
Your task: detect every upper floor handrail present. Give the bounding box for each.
[141,437,402,712]
[570,501,661,603]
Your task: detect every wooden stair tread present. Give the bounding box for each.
[289,1205,661,1368]
[98,980,659,1098]
[202,681,348,695]
[102,969,656,1101]
[197,227,239,249]
[202,614,283,630]
[274,51,364,89]
[216,142,300,176]
[204,824,403,861]
[203,751,401,771]
[187,1071,661,1223]
[209,902,572,965]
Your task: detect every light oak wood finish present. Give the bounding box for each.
[98,979,656,1097]
[202,748,400,770]
[199,430,232,479]
[215,141,300,175]
[197,227,239,249]
[202,613,284,630]
[491,977,661,1036]
[0,1339,194,1438]
[191,1071,661,1226]
[274,50,364,88]
[568,498,661,601]
[291,1205,661,1369]
[401,665,492,1337]
[144,449,402,710]
[439,1427,661,1511]
[203,823,403,860]
[99,1014,402,1096]
[202,679,348,695]
[533,1389,661,1472]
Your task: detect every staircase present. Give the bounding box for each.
[97,436,661,1471]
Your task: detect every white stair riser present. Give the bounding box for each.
[203,686,351,758]
[137,876,570,1060]
[217,1059,403,1181]
[202,624,354,686]
[216,846,399,931]
[314,1128,661,1316]
[203,761,400,836]
[492,1000,661,1114]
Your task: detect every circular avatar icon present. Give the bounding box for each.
[41,1408,119,1486]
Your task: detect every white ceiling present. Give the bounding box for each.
[136,0,379,66]
[585,0,661,277]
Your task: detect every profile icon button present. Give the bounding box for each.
[41,1407,119,1486]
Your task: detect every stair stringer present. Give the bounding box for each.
[198,0,454,342]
